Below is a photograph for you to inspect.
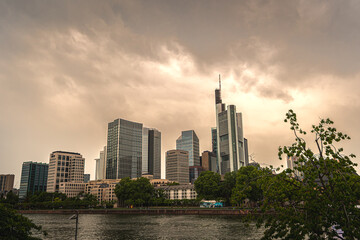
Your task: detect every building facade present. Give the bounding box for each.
[215,78,247,174]
[201,151,217,172]
[189,166,204,183]
[19,162,48,199]
[142,128,161,179]
[84,174,90,183]
[0,174,14,195]
[106,118,143,179]
[166,150,189,184]
[59,182,86,198]
[95,146,107,180]
[47,151,85,193]
[176,130,200,167]
[156,184,197,200]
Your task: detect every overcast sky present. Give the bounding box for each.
[1,0,359,187]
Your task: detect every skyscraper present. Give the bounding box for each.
[176,130,200,167]
[47,151,85,193]
[0,174,14,195]
[215,76,246,174]
[166,150,189,184]
[142,127,161,178]
[106,118,142,179]
[19,162,48,199]
[95,146,106,180]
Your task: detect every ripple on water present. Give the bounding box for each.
[25,214,265,240]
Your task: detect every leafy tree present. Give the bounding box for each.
[231,165,270,207]
[220,171,237,205]
[258,110,360,240]
[3,191,19,205]
[115,177,154,207]
[0,204,47,239]
[194,171,221,200]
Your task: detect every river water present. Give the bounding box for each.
[25,214,265,239]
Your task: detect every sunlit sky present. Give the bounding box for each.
[1,1,359,187]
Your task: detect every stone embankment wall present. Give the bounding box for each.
[19,209,254,215]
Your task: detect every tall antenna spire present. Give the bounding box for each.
[219,74,221,91]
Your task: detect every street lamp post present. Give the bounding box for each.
[69,210,79,240]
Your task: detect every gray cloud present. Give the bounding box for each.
[0,0,359,183]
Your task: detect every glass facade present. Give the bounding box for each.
[19,162,48,199]
[215,83,246,174]
[106,118,143,179]
[176,130,200,167]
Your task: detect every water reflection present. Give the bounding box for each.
[25,214,264,240]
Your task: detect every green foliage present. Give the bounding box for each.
[115,177,155,207]
[258,110,360,240]
[220,171,237,205]
[194,171,221,200]
[2,191,19,205]
[0,204,47,239]
[231,166,271,207]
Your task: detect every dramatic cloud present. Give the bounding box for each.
[0,0,359,185]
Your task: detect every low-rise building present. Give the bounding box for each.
[156,184,197,200]
[59,182,86,198]
[85,179,120,203]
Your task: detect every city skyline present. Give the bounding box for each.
[1,1,360,187]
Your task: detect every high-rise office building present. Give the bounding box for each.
[142,128,161,179]
[244,138,249,166]
[215,76,247,174]
[95,146,107,180]
[166,150,189,184]
[176,130,200,167]
[0,174,14,194]
[47,151,85,193]
[211,127,217,156]
[19,162,48,199]
[106,118,142,179]
[201,151,217,172]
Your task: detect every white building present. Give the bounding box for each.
[47,151,85,193]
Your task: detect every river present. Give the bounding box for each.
[25,214,265,239]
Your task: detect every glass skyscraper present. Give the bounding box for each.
[142,128,161,179]
[19,162,48,199]
[106,118,143,179]
[176,130,200,167]
[215,77,247,174]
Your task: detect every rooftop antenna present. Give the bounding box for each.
[219,74,221,90]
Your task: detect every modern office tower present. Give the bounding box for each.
[211,127,217,155]
[0,174,14,194]
[215,76,246,174]
[19,162,48,199]
[176,130,200,167]
[189,166,204,183]
[106,118,143,179]
[142,128,162,179]
[201,151,217,172]
[166,150,189,184]
[95,146,107,180]
[84,174,90,183]
[47,151,85,193]
[244,138,249,166]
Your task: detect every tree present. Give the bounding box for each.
[194,171,221,200]
[3,191,19,205]
[0,204,47,239]
[220,171,237,205]
[258,110,360,240]
[114,177,155,207]
[231,165,270,207]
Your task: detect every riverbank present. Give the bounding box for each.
[19,208,256,215]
